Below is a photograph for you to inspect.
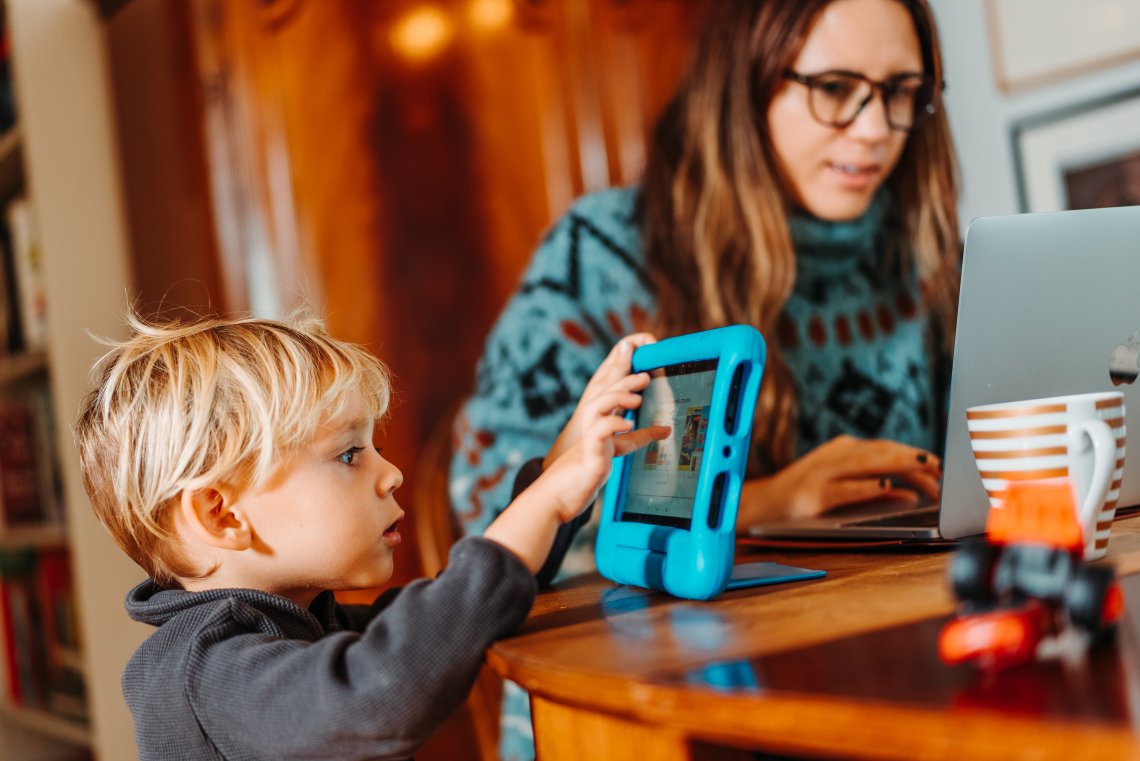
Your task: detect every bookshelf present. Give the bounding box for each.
[0,1,143,760]
[0,1,93,755]
[0,140,92,759]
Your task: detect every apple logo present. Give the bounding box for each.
[1110,330,1140,386]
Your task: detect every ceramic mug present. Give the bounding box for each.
[966,391,1126,560]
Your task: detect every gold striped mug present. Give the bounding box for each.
[966,391,1125,560]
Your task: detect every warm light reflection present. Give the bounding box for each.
[391,7,454,62]
[469,0,513,31]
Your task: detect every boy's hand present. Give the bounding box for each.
[543,396,670,524]
[544,333,658,470]
[483,333,668,574]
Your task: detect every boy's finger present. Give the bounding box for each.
[612,425,671,456]
[589,341,637,390]
[587,390,642,419]
[592,372,651,408]
[584,416,636,456]
[600,334,656,371]
[618,332,657,348]
[588,336,657,398]
[598,374,649,399]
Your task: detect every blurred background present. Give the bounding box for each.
[0,0,1138,759]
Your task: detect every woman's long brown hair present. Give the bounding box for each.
[639,0,961,472]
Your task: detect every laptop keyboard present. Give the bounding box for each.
[841,508,940,529]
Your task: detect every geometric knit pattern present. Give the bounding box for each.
[781,192,939,458]
[451,186,939,540]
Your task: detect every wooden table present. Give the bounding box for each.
[488,515,1140,760]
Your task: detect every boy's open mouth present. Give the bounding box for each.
[383,517,403,540]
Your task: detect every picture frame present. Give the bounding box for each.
[986,0,1140,92]
[1011,86,1140,213]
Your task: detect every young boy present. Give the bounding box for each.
[74,311,664,761]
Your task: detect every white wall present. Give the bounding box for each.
[930,0,1140,228]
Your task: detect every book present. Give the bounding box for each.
[0,547,44,708]
[0,209,16,354]
[23,385,61,526]
[0,397,44,528]
[4,195,47,352]
[35,548,86,721]
[0,15,15,134]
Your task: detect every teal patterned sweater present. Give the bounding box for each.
[451,186,940,543]
[449,185,943,760]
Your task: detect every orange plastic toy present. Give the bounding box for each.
[938,480,1122,669]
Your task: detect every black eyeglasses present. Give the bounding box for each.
[782,69,943,132]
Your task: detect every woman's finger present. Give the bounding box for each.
[811,438,941,479]
[820,477,892,510]
[891,469,942,501]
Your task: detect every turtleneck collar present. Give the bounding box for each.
[788,191,889,278]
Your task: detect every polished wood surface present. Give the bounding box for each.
[489,515,1140,760]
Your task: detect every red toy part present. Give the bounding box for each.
[1103,583,1124,626]
[939,602,1046,669]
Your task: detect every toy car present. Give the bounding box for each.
[938,479,1123,669]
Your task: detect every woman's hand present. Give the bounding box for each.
[737,435,942,529]
[545,333,658,470]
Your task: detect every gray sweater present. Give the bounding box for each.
[122,536,537,760]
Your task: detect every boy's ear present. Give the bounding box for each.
[178,487,252,551]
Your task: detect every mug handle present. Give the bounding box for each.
[1070,418,1115,539]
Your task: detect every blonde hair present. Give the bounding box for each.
[639,0,960,471]
[75,310,392,586]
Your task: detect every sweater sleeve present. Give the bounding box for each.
[508,456,594,588]
[184,537,536,760]
[449,188,653,546]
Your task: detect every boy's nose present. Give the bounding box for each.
[377,457,404,495]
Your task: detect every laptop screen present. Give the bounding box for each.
[620,359,717,529]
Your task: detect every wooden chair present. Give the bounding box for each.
[414,411,503,761]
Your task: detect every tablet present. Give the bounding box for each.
[620,357,718,530]
[595,325,825,600]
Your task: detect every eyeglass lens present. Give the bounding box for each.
[807,73,935,130]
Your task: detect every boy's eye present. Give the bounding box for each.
[338,446,365,466]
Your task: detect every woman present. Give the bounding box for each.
[452,0,959,754]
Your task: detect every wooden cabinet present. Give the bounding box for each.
[189,0,709,590]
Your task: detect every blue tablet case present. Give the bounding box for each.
[595,326,825,600]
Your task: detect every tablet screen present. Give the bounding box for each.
[620,359,718,529]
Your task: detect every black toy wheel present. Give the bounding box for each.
[949,538,1001,604]
[1065,562,1121,635]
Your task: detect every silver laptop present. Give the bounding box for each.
[750,204,1140,541]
